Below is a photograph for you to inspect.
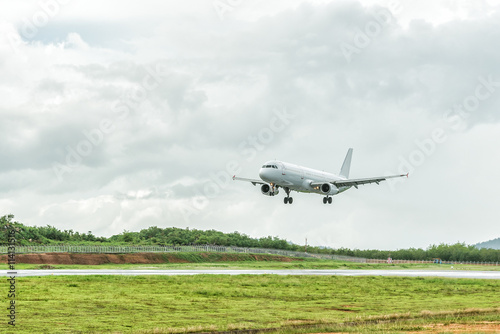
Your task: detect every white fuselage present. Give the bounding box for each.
[258,160,351,195]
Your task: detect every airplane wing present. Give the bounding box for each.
[232,175,267,186]
[333,173,408,189]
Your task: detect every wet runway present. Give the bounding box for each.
[1,269,499,279]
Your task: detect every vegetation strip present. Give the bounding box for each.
[5,253,499,271]
[2,214,499,262]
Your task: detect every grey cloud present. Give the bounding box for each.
[1,1,500,249]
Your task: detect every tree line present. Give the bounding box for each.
[310,244,500,263]
[1,214,499,262]
[0,214,292,250]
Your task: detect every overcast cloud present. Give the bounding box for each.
[1,0,499,250]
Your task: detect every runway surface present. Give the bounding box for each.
[1,269,499,279]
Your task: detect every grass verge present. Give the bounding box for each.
[12,261,500,271]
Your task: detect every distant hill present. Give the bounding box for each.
[475,237,500,250]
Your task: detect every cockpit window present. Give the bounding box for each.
[262,164,278,169]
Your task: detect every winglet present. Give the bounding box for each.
[406,172,409,178]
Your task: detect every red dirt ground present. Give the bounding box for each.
[316,322,500,333]
[0,252,297,265]
[407,322,500,333]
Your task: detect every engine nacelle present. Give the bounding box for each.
[320,183,339,195]
[261,184,279,196]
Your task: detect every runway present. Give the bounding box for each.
[1,269,499,279]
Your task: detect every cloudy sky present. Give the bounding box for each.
[1,0,499,250]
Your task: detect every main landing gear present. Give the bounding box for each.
[323,196,333,204]
[284,187,293,204]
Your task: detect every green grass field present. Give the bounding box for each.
[5,275,499,333]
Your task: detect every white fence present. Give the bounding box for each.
[0,245,367,263]
[367,259,499,266]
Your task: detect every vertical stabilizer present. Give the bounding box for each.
[339,148,353,179]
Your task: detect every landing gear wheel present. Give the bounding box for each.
[328,197,332,204]
[284,197,288,204]
[323,197,327,204]
[284,187,293,205]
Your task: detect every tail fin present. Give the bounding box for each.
[339,148,353,179]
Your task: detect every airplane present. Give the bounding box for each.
[233,148,408,204]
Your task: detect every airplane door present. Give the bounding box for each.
[280,163,286,175]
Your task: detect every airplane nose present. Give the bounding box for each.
[259,168,271,181]
[259,168,274,182]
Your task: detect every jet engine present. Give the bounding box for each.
[320,183,339,195]
[261,184,279,196]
